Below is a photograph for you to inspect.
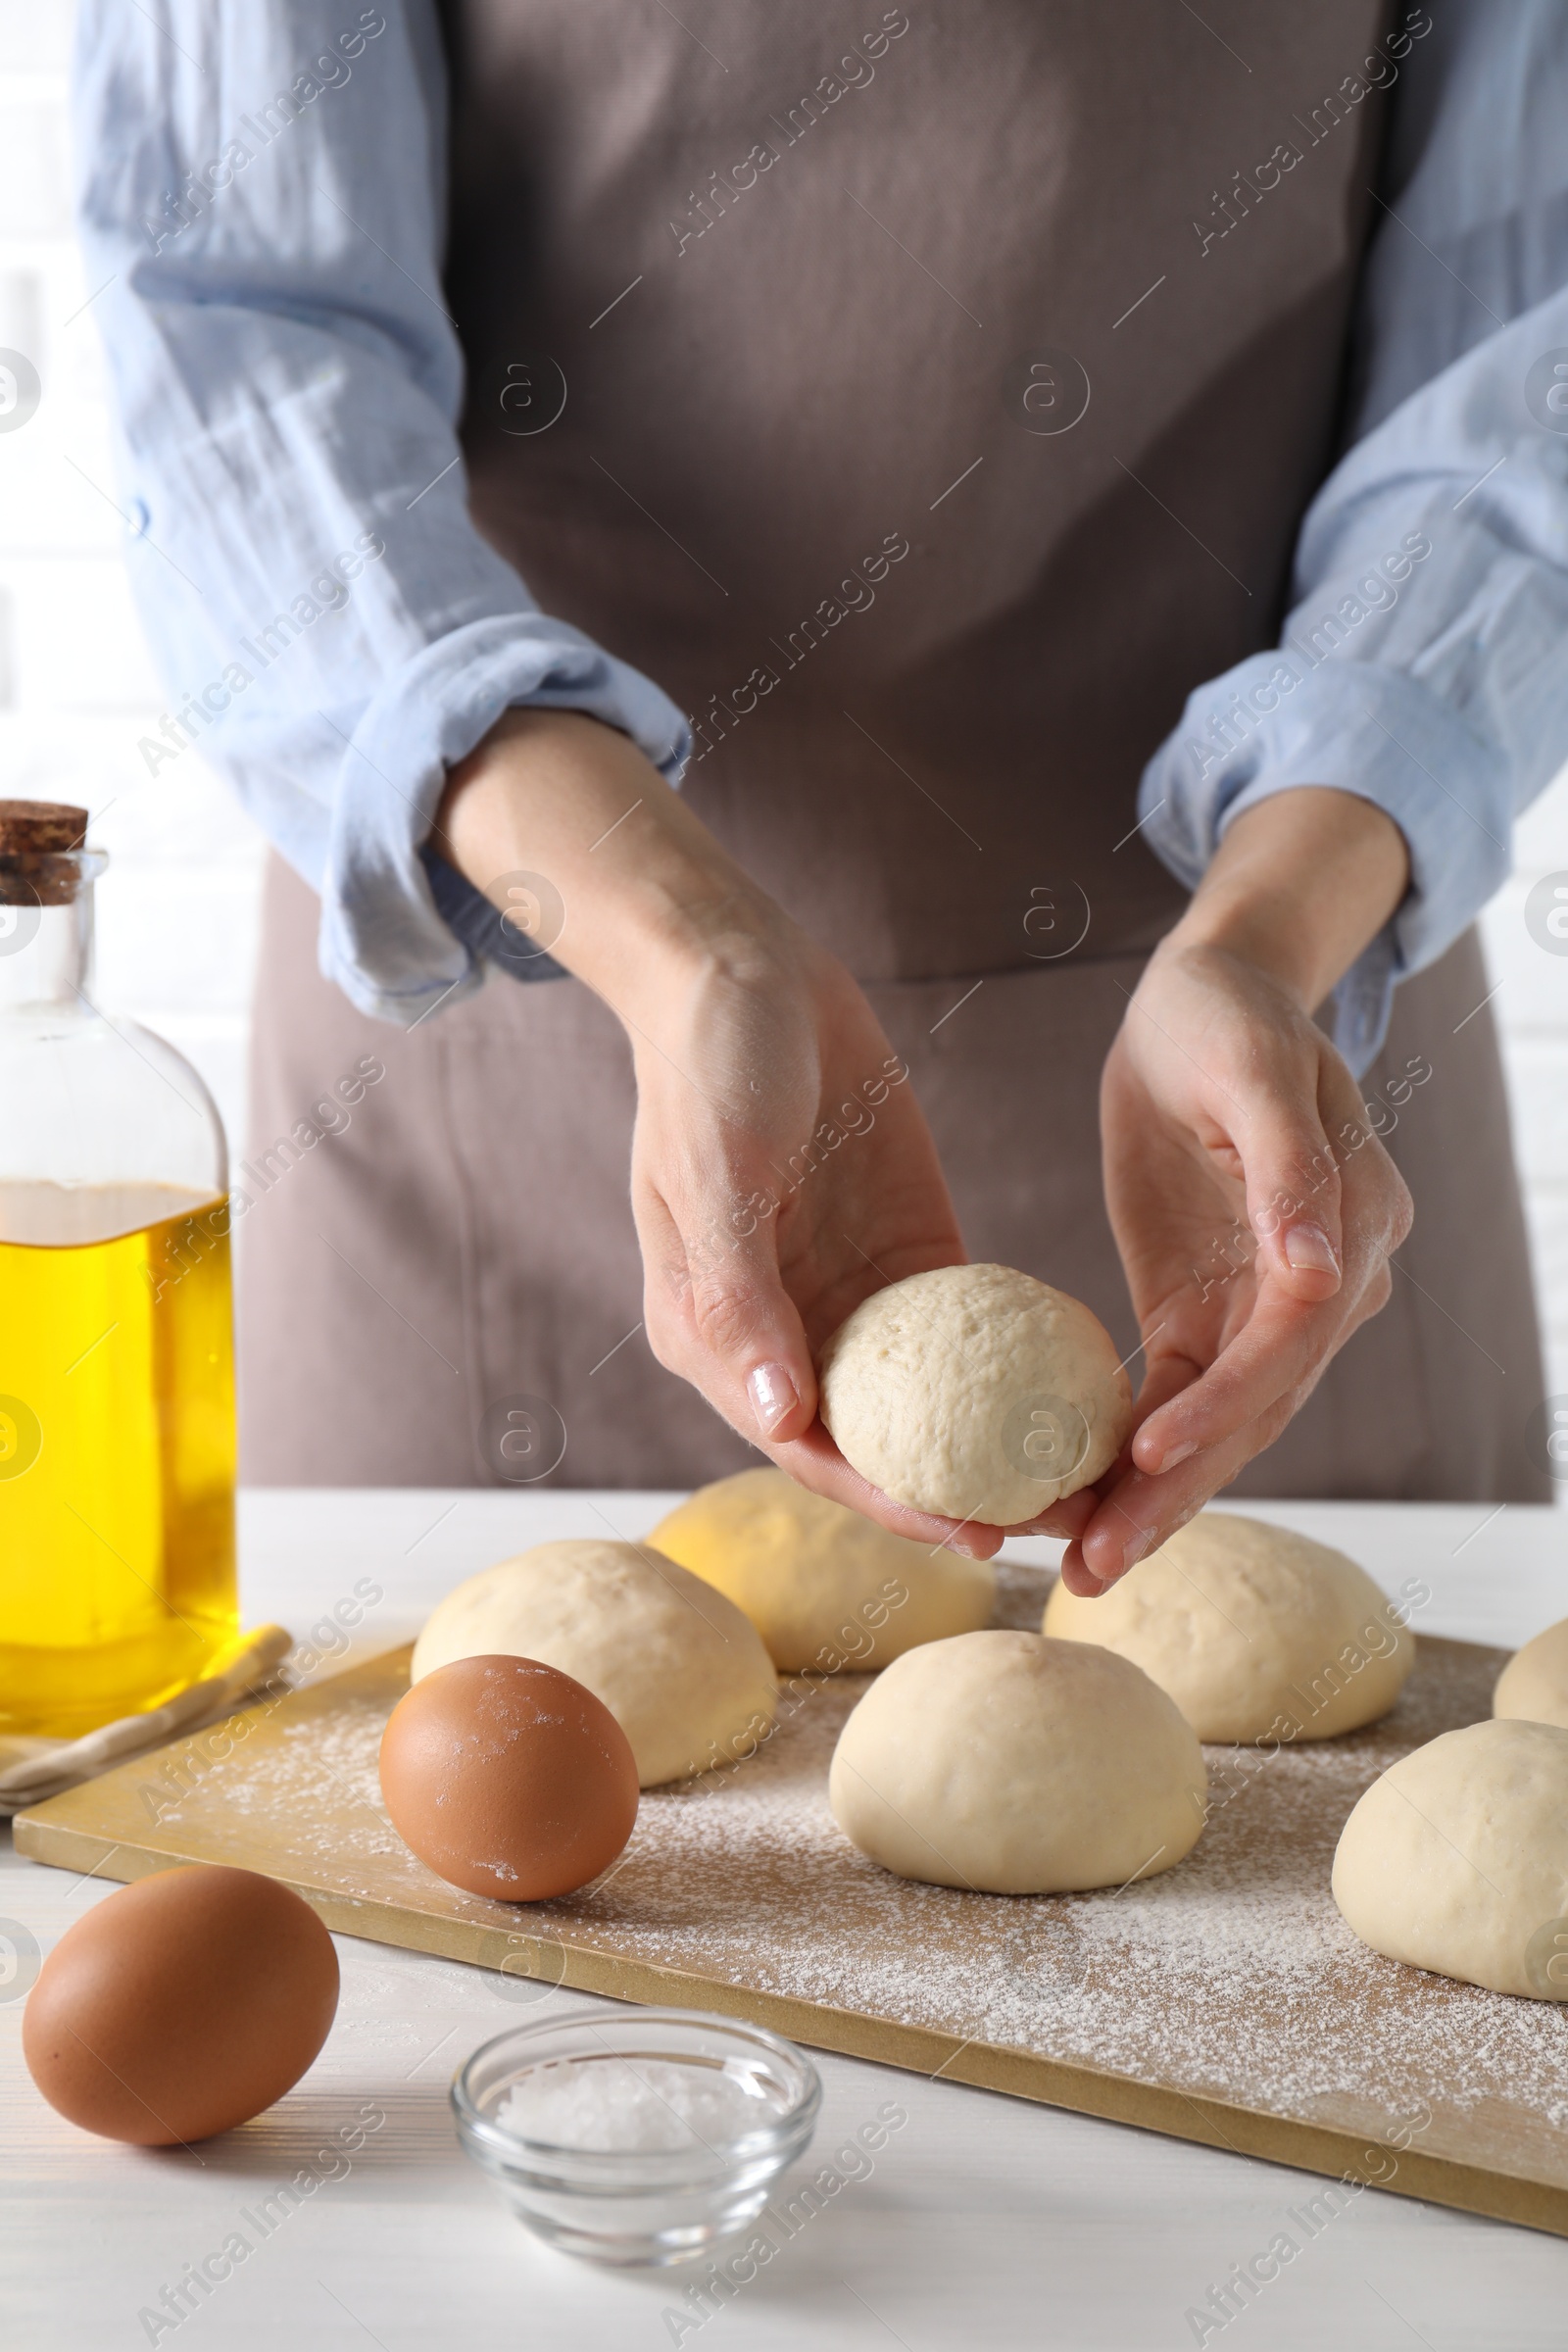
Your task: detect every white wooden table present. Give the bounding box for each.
[4,1492,1567,2352]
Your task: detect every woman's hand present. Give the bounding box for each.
[437,708,994,1557]
[622,917,989,1544]
[1044,788,1414,1595]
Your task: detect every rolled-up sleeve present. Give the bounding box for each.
[1138,0,1568,1072]
[73,1,690,1024]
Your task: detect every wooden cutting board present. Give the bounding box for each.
[17,1583,1568,2236]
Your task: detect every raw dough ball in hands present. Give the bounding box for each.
[1044,1511,1415,1742]
[1494,1617,1568,1729]
[829,1630,1206,1894]
[648,1467,995,1673]
[817,1264,1133,1525]
[412,1539,777,1788]
[1333,1719,1568,1999]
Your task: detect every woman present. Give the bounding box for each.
[75,2,1568,1590]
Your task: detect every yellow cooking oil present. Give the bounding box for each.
[0,1181,239,1739]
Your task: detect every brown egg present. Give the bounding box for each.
[379,1652,639,1900]
[23,1866,339,2145]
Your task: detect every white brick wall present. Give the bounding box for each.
[3,10,1567,1428]
[0,7,264,1161]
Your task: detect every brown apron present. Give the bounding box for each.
[238,1,1551,1499]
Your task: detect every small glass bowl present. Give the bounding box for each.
[452,2008,822,2267]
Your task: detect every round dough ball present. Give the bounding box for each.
[412,1539,777,1788]
[817,1264,1133,1524]
[1043,1511,1415,1743]
[1333,1719,1568,1998]
[647,1467,995,1673]
[1494,1617,1568,1729]
[828,1630,1206,1893]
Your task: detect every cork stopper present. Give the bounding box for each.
[0,800,90,908]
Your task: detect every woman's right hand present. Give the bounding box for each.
[437,708,998,1558]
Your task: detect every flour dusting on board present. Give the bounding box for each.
[113,1558,1568,2174]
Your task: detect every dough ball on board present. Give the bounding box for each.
[412,1540,777,1788]
[1494,1617,1568,1729]
[647,1467,995,1673]
[1333,1719,1568,1999]
[817,1264,1133,1524]
[1043,1512,1414,1743]
[828,1630,1206,1894]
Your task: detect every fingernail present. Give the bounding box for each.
[1284,1222,1340,1277]
[1158,1439,1198,1471]
[747,1361,798,1436]
[1120,1528,1154,1572]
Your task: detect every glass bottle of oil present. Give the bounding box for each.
[0,801,239,1739]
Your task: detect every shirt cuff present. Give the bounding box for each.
[1137,652,1511,1074]
[319,615,691,1023]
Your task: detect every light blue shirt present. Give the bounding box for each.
[74,3,1568,1069]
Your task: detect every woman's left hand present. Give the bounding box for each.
[1034,788,1415,1596]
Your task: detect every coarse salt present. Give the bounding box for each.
[496,2057,777,2151]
